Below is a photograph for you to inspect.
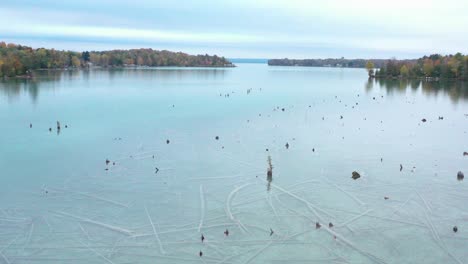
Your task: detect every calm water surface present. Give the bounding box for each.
[0,64,467,263]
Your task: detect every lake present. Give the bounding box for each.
[0,64,467,263]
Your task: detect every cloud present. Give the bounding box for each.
[0,1,467,58]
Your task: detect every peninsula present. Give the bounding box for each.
[269,54,468,81]
[0,42,234,78]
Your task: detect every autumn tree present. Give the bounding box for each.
[71,56,81,68]
[400,65,409,78]
[423,59,434,77]
[365,61,375,77]
[448,57,460,78]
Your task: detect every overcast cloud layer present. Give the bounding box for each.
[1,0,467,58]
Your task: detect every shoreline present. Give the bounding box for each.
[370,76,467,82]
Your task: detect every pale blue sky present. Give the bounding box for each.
[1,0,467,58]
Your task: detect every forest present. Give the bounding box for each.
[0,42,234,78]
[268,58,395,68]
[367,53,468,80]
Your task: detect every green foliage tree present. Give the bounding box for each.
[82,51,90,62]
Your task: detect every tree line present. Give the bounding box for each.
[366,53,468,80]
[268,58,390,68]
[0,42,234,78]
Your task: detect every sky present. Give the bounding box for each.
[0,0,467,59]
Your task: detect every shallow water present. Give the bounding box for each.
[0,64,467,263]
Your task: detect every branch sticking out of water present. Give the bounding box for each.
[267,156,273,192]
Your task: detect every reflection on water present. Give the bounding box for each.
[365,78,468,103]
[0,68,229,103]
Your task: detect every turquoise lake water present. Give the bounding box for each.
[0,64,467,263]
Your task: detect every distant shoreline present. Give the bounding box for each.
[268,58,391,68]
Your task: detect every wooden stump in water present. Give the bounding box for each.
[352,171,361,180]
[457,171,464,181]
